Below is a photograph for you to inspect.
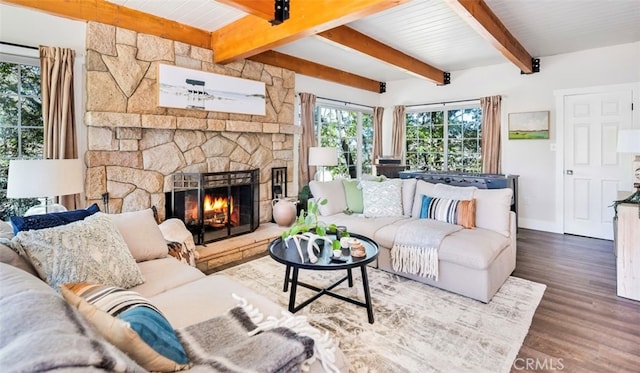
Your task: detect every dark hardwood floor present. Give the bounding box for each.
[513,229,640,372]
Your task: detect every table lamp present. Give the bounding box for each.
[308,147,338,182]
[7,159,84,216]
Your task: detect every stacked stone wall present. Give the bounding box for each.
[84,22,298,221]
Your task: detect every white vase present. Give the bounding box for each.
[272,198,297,227]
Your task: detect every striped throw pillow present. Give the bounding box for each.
[419,195,476,229]
[61,283,189,372]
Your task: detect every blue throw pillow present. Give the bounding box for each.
[119,306,189,365]
[11,203,100,234]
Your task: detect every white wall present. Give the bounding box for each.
[378,42,640,232]
[1,4,87,159]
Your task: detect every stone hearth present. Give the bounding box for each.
[83,22,297,222]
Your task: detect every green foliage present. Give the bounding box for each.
[0,60,44,220]
[315,106,373,178]
[406,107,482,172]
[281,198,341,250]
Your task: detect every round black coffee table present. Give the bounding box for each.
[268,233,379,324]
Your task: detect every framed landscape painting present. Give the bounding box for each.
[508,111,550,140]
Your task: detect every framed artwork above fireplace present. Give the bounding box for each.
[157,64,266,115]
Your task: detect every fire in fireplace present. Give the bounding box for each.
[166,170,259,244]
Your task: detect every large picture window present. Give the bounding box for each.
[405,105,482,172]
[0,54,43,220]
[315,104,373,179]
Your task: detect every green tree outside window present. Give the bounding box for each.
[0,59,43,220]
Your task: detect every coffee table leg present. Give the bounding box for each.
[361,265,374,324]
[347,268,353,287]
[283,265,291,292]
[288,266,299,313]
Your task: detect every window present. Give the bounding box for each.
[315,105,373,179]
[405,105,482,172]
[0,55,43,220]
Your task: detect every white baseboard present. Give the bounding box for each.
[517,218,563,234]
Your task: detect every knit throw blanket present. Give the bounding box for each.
[391,219,462,280]
[177,295,340,373]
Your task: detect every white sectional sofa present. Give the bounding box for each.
[309,177,516,303]
[0,210,347,372]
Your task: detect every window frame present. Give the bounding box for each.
[405,102,482,172]
[0,47,43,219]
[314,100,374,179]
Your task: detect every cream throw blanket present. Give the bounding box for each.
[391,219,462,280]
[391,183,476,280]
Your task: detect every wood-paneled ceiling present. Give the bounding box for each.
[3,0,639,93]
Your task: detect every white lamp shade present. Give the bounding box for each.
[7,159,84,199]
[617,129,640,153]
[308,147,338,167]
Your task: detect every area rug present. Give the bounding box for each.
[219,256,546,373]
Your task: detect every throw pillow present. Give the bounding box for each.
[419,195,476,229]
[10,203,100,234]
[361,179,403,218]
[308,180,347,216]
[61,283,189,372]
[14,213,145,291]
[109,209,168,262]
[342,180,364,214]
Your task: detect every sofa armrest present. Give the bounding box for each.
[509,211,517,254]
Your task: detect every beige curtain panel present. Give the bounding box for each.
[391,105,406,159]
[372,106,384,164]
[40,45,79,209]
[299,92,317,188]
[480,95,502,174]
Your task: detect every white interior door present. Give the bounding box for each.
[563,90,633,239]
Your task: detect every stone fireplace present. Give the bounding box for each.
[167,170,260,244]
[83,22,298,223]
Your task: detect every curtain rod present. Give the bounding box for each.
[0,41,38,50]
[405,98,480,108]
[312,95,375,109]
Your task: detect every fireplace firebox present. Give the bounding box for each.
[166,170,259,244]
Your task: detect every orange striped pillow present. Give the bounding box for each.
[419,195,476,229]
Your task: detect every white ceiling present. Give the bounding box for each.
[107,0,640,83]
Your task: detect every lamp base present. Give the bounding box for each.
[24,198,68,216]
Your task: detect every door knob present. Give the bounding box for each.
[566,170,573,175]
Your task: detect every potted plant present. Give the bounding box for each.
[281,198,342,263]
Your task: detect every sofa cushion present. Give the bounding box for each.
[411,180,437,217]
[474,188,513,237]
[110,209,168,262]
[361,179,403,218]
[61,283,189,372]
[402,178,417,216]
[0,263,144,372]
[13,213,144,291]
[342,179,364,213]
[438,228,510,270]
[419,195,476,229]
[10,203,100,234]
[131,257,205,298]
[0,242,38,276]
[319,213,407,241]
[309,180,347,216]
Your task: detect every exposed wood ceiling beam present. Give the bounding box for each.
[0,0,212,49]
[249,50,383,93]
[446,0,535,73]
[211,0,410,64]
[217,0,274,21]
[318,25,446,85]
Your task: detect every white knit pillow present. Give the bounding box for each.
[361,179,403,218]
